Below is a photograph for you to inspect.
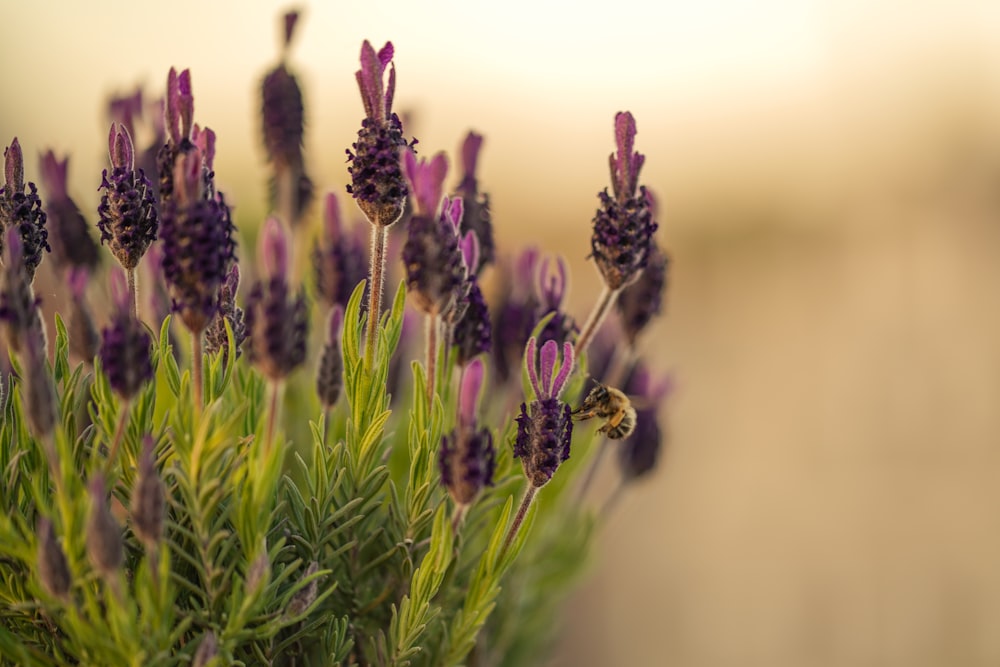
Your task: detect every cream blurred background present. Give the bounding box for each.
[3,0,1000,664]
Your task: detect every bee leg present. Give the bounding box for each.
[596,423,609,435]
[572,409,597,421]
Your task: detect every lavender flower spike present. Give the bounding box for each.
[38,151,100,272]
[401,151,466,317]
[440,358,496,506]
[205,263,247,362]
[131,436,165,549]
[454,131,494,273]
[157,68,197,204]
[98,124,158,271]
[316,306,344,409]
[159,148,236,334]
[346,40,412,227]
[86,475,124,576]
[245,217,308,381]
[0,227,44,355]
[0,138,50,280]
[99,269,153,401]
[590,112,658,291]
[37,517,71,599]
[313,192,368,310]
[514,337,575,488]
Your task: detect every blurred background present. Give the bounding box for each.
[3,0,1000,664]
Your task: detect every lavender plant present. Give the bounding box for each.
[0,10,671,667]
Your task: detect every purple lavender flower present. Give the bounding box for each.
[262,11,305,168]
[440,358,496,505]
[312,192,368,311]
[346,41,413,227]
[401,151,466,316]
[453,131,494,273]
[38,151,100,273]
[36,517,71,599]
[156,68,197,204]
[86,475,123,576]
[0,138,50,280]
[618,363,673,481]
[492,248,541,384]
[204,263,247,362]
[452,232,491,365]
[0,227,44,355]
[245,217,308,381]
[513,337,576,487]
[159,149,236,333]
[67,268,99,363]
[590,112,658,290]
[99,270,153,400]
[98,124,158,271]
[534,254,577,348]
[130,436,165,549]
[315,306,344,409]
[617,241,668,347]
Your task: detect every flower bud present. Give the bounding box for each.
[36,517,71,599]
[86,475,123,576]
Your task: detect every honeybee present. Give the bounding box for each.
[572,382,637,440]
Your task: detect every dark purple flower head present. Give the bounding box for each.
[98,124,158,271]
[205,262,247,362]
[316,306,344,409]
[157,68,198,205]
[37,517,71,599]
[402,153,466,316]
[262,10,305,172]
[617,241,668,346]
[514,337,576,487]
[130,436,165,548]
[346,41,413,227]
[86,474,123,576]
[245,217,308,381]
[590,112,658,290]
[439,359,496,504]
[0,227,44,355]
[618,364,674,481]
[313,192,369,310]
[38,151,100,272]
[454,277,491,366]
[491,248,541,384]
[0,138,49,280]
[453,131,494,273]
[159,149,236,333]
[100,269,153,400]
[67,268,99,363]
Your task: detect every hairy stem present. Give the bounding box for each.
[127,267,138,321]
[575,285,620,358]
[364,224,388,373]
[500,484,538,562]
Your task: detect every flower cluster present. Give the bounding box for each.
[0,13,673,667]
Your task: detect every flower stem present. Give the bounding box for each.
[426,313,439,404]
[191,331,203,415]
[127,267,138,321]
[105,402,130,474]
[575,284,620,357]
[451,503,468,535]
[500,484,538,562]
[265,380,281,456]
[364,224,388,373]
[576,347,634,501]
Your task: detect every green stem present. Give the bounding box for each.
[426,313,439,404]
[105,402,130,474]
[500,484,538,562]
[575,285,620,358]
[364,224,388,373]
[191,330,203,415]
[265,380,281,456]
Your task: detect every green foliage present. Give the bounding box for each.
[0,268,603,667]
